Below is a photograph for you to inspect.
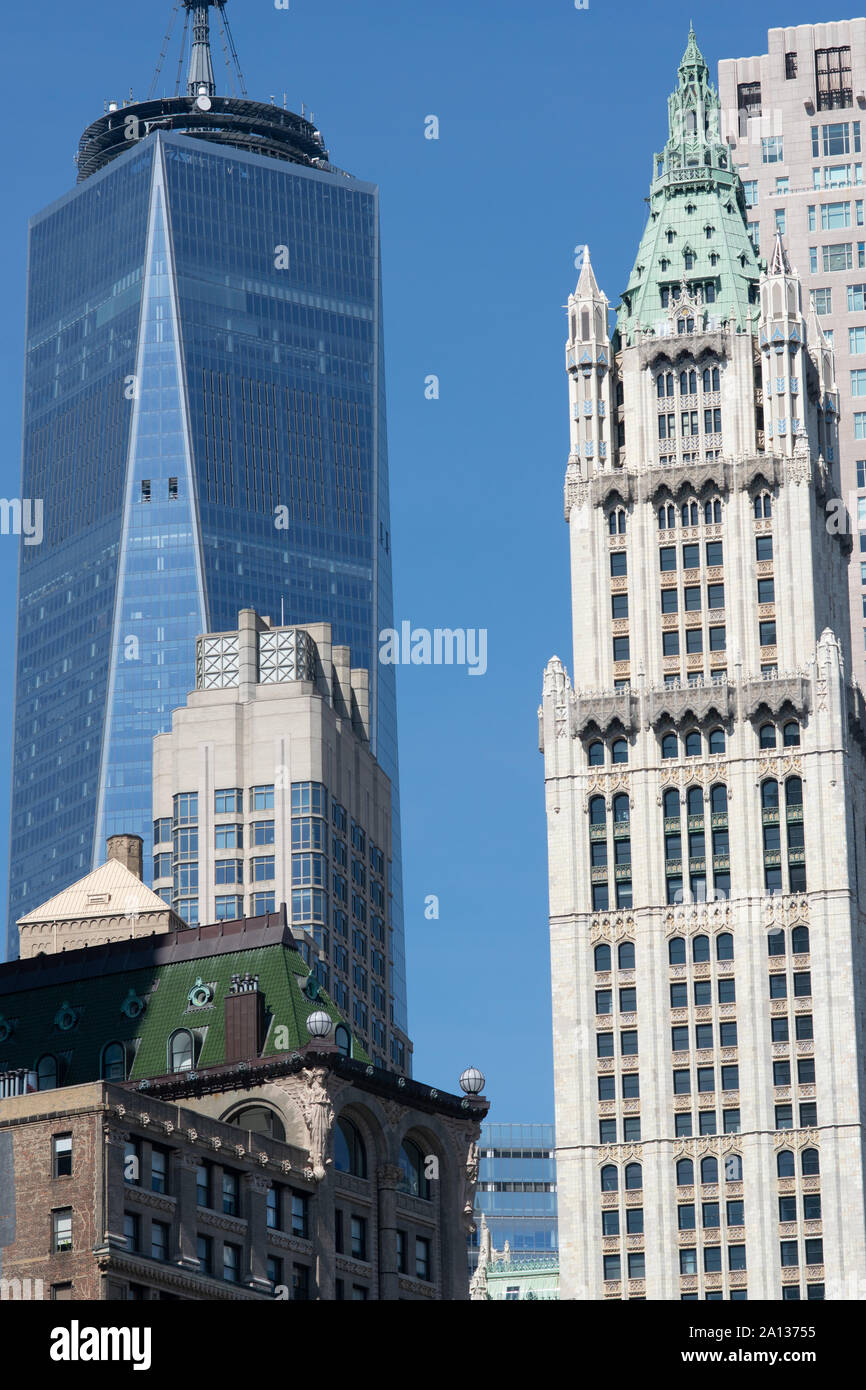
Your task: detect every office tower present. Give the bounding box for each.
[151,608,411,1071]
[8,0,407,1045]
[0,911,487,1301]
[719,21,866,692]
[541,29,866,1301]
[471,1122,558,1258]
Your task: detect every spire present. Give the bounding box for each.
[679,23,707,77]
[186,2,217,98]
[769,228,791,276]
[576,244,600,296]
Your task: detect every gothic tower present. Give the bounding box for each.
[541,29,866,1301]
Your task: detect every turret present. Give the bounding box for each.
[565,247,613,476]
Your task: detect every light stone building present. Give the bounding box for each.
[719,20,866,693]
[153,608,411,1074]
[540,29,866,1301]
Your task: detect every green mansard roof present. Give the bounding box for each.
[0,911,369,1086]
[617,27,761,345]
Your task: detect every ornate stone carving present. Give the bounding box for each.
[461,1139,480,1230]
[297,1067,335,1182]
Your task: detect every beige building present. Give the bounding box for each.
[152,609,410,1074]
[719,20,866,690]
[16,834,183,958]
[541,30,866,1301]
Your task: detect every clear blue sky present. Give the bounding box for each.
[0,0,843,1116]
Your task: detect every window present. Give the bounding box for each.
[624,1162,642,1190]
[168,1029,195,1073]
[52,1134,72,1178]
[52,1209,73,1253]
[37,1055,58,1091]
[398,1138,430,1198]
[151,1148,167,1195]
[816,47,852,111]
[222,1170,239,1217]
[223,1242,241,1283]
[618,940,635,968]
[151,1220,169,1262]
[760,620,777,647]
[604,1254,622,1281]
[351,1216,368,1261]
[611,738,628,765]
[416,1236,432,1282]
[610,550,627,577]
[743,180,758,206]
[123,1211,141,1253]
[660,546,677,572]
[762,136,784,164]
[613,636,630,662]
[601,1164,618,1192]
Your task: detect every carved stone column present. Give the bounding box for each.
[100,1121,130,1253]
[170,1150,203,1270]
[377,1163,404,1302]
[243,1171,273,1294]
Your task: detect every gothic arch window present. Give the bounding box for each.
[667,230,676,244]
[617,940,635,969]
[777,1150,795,1178]
[101,1042,127,1082]
[684,249,695,270]
[661,732,678,760]
[692,934,710,964]
[716,932,734,961]
[686,785,703,816]
[704,498,722,523]
[601,1164,618,1191]
[613,793,630,825]
[801,1148,820,1176]
[792,924,810,954]
[726,1154,743,1180]
[168,1029,195,1073]
[708,728,725,754]
[335,1116,368,1178]
[608,507,627,535]
[611,738,629,765]
[686,204,696,214]
[783,720,801,747]
[624,1162,642,1190]
[704,225,715,239]
[785,776,803,807]
[754,491,772,517]
[660,258,670,271]
[676,1158,694,1186]
[761,778,780,809]
[594,943,611,972]
[702,365,720,391]
[589,795,606,825]
[681,501,698,526]
[684,730,702,757]
[657,370,675,397]
[663,789,680,817]
[669,936,686,965]
[679,369,697,395]
[710,783,728,814]
[37,1055,58,1091]
[759,723,777,749]
[588,740,605,766]
[700,1155,718,1183]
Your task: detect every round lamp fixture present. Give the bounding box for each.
[459,1067,485,1095]
[306,1010,332,1039]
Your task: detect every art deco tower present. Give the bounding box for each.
[8,1,407,1046]
[541,30,866,1300]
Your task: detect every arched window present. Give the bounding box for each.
[684,730,701,757]
[580,308,590,340]
[624,1162,642,1190]
[101,1042,126,1082]
[399,1138,430,1198]
[668,936,686,965]
[692,934,710,963]
[613,793,630,824]
[716,932,734,961]
[601,1164,618,1191]
[792,925,810,955]
[37,1055,58,1091]
[608,511,617,535]
[657,375,666,399]
[759,723,777,749]
[777,1150,795,1178]
[663,788,681,817]
[704,498,721,524]
[658,505,668,527]
[168,1029,195,1073]
[666,504,675,527]
[611,738,628,765]
[335,1024,351,1056]
[708,728,725,754]
[618,510,626,534]
[335,1117,368,1178]
[228,1106,286,1141]
[783,721,801,747]
[761,779,779,810]
[589,795,606,826]
[785,776,803,807]
[725,1154,743,1182]
[588,740,605,766]
[618,941,635,970]
[710,784,727,814]
[676,1158,694,1186]
[594,943,611,972]
[700,1156,718,1184]
[767,929,786,957]
[681,501,698,526]
[662,733,678,760]
[702,366,720,392]
[686,786,703,816]
[801,1148,820,1176]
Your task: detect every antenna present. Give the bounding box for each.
[149,0,181,102]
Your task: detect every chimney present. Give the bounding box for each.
[106,834,144,881]
[224,974,266,1062]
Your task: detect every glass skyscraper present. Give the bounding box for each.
[7,3,406,1037]
[471,1122,559,1258]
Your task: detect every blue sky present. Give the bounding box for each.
[0,0,845,1117]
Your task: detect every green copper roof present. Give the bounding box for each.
[617,27,761,345]
[0,925,369,1086]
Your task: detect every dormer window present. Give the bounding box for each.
[686,203,696,214]
[684,250,695,270]
[660,258,670,271]
[667,230,676,244]
[709,253,719,266]
[705,226,715,239]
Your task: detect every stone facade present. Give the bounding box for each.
[719,20,866,697]
[541,31,866,1301]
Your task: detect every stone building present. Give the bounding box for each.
[16,835,185,959]
[152,609,410,1074]
[719,20,866,695]
[0,910,486,1299]
[541,29,866,1301]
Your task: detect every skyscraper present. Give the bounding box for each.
[8,0,406,1038]
[541,30,866,1301]
[718,20,866,695]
